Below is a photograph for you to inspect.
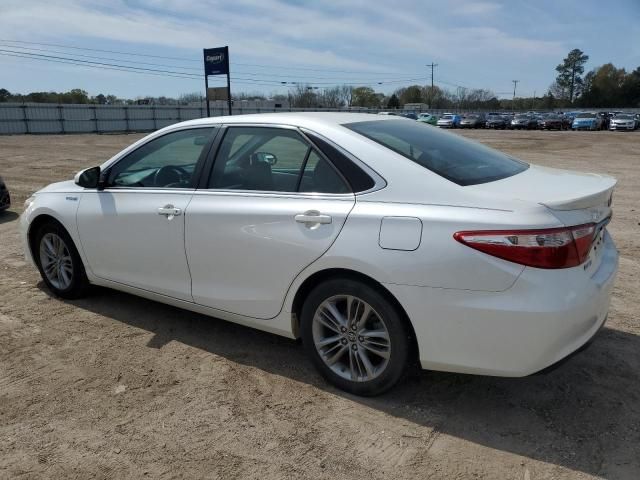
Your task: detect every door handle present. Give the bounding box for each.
[295,210,332,227]
[158,204,182,218]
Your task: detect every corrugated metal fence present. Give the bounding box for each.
[0,103,439,134]
[0,103,213,135]
[2,103,636,135]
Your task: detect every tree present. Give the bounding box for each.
[179,92,205,104]
[621,67,640,108]
[580,63,627,107]
[318,86,343,108]
[338,85,353,107]
[351,86,381,108]
[290,84,318,108]
[396,85,422,105]
[94,93,107,104]
[0,88,10,102]
[386,94,400,109]
[555,49,589,103]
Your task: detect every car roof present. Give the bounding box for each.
[173,112,402,130]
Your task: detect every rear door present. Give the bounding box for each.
[185,125,355,319]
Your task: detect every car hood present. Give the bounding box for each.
[36,180,81,194]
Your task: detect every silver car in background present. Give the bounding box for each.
[609,114,637,131]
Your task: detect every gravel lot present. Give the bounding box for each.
[1,130,639,479]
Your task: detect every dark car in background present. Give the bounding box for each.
[539,114,566,130]
[509,114,538,130]
[399,112,418,120]
[485,115,507,129]
[598,112,612,130]
[0,176,10,211]
[459,113,486,128]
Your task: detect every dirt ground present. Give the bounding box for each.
[0,129,639,480]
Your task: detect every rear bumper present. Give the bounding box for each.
[385,232,618,377]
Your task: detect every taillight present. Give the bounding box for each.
[453,224,596,269]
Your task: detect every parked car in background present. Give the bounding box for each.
[609,114,637,131]
[539,114,566,130]
[377,112,398,116]
[20,112,619,396]
[0,176,10,211]
[509,114,538,130]
[399,112,418,120]
[459,114,486,129]
[436,113,462,128]
[598,112,612,130]
[417,113,439,125]
[572,112,603,131]
[486,115,507,129]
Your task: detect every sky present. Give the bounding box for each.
[0,0,639,100]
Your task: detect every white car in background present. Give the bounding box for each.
[21,113,618,395]
[609,114,637,131]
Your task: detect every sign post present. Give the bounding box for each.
[203,46,231,116]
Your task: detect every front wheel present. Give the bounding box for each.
[34,221,90,299]
[301,279,410,396]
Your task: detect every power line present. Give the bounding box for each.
[0,38,423,76]
[0,43,430,82]
[0,49,428,87]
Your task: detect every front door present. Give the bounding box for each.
[77,127,216,301]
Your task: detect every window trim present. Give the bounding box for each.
[101,125,219,191]
[200,123,353,197]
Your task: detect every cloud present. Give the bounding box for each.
[451,1,502,15]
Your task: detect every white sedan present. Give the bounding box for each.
[21,113,618,396]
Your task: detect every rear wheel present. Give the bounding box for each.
[301,279,410,396]
[34,221,90,299]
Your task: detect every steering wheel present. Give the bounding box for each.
[154,165,188,187]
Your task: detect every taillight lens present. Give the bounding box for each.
[454,224,596,269]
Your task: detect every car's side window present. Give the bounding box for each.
[299,150,350,194]
[108,128,215,189]
[208,127,350,194]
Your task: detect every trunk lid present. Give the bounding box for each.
[467,165,615,226]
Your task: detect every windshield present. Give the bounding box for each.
[441,115,453,120]
[576,113,596,118]
[514,114,529,119]
[487,115,502,120]
[344,119,529,186]
[616,115,633,120]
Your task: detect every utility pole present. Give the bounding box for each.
[532,90,536,110]
[426,63,438,109]
[512,80,519,110]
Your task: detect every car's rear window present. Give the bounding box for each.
[344,119,529,186]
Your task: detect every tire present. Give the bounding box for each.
[33,221,90,299]
[300,278,410,396]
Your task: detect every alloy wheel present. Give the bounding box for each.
[39,232,73,290]
[312,295,391,382]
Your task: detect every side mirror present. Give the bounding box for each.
[250,152,278,166]
[74,166,101,189]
